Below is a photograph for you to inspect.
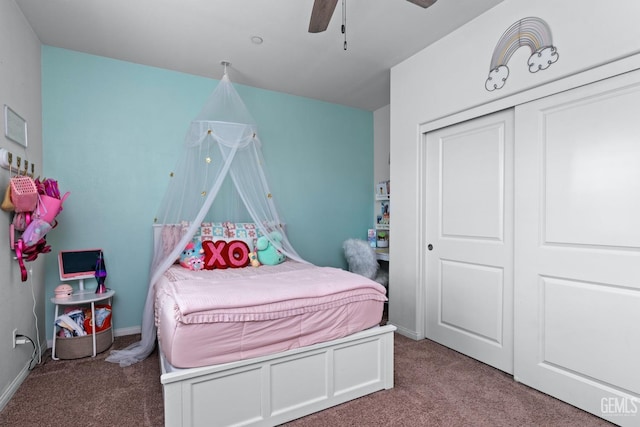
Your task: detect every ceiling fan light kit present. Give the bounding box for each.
[220,60,231,76]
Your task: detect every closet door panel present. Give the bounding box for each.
[514,70,640,426]
[542,277,640,394]
[425,109,514,374]
[440,131,504,240]
[543,90,640,248]
[440,260,504,343]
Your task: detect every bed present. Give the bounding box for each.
[155,260,396,426]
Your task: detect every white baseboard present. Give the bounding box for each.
[0,361,30,412]
[388,322,420,341]
[113,326,141,337]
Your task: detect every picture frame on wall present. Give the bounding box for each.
[376,182,388,197]
[4,105,28,147]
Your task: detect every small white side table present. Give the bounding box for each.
[51,289,115,360]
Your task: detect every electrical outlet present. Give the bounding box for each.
[12,329,17,349]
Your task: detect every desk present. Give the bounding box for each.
[375,248,389,262]
[51,289,114,360]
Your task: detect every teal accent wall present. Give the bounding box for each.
[42,47,373,336]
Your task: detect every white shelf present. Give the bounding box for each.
[51,289,114,305]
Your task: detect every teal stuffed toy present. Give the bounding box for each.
[256,231,286,265]
[180,241,204,271]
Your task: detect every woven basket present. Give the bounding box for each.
[55,327,113,360]
[10,176,38,213]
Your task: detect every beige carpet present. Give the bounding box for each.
[0,333,612,427]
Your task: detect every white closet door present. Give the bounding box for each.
[514,70,640,425]
[425,109,514,373]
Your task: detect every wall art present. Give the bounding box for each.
[485,17,559,92]
[4,105,28,147]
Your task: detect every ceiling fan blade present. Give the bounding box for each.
[406,0,437,8]
[309,0,339,33]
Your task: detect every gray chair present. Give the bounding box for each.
[342,238,388,288]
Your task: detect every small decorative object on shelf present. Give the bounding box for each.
[376,230,389,248]
[54,283,73,299]
[376,180,389,197]
[94,250,107,294]
[367,229,377,248]
[376,200,390,227]
[374,180,390,232]
[381,201,389,222]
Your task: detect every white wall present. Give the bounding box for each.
[373,104,390,184]
[373,104,390,224]
[0,0,43,410]
[389,0,640,338]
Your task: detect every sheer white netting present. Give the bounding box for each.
[105,74,307,366]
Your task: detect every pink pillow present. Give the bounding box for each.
[223,222,262,251]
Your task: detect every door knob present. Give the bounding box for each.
[427,244,433,251]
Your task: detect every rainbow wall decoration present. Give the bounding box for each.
[485,17,559,91]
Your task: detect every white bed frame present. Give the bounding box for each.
[160,324,396,427]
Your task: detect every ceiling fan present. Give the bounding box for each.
[308,0,437,33]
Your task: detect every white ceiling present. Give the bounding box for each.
[15,0,503,111]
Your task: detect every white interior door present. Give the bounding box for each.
[514,71,640,426]
[425,109,514,374]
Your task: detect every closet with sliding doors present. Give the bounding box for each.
[422,67,640,426]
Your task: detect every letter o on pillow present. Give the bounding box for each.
[225,240,250,268]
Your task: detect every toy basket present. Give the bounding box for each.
[10,175,38,213]
[54,327,113,359]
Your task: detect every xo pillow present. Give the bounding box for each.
[202,239,250,269]
[180,222,253,270]
[178,222,262,269]
[194,222,252,269]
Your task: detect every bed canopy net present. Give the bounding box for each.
[106,70,306,366]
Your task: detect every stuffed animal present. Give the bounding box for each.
[187,256,204,271]
[180,241,204,270]
[256,231,286,265]
[249,251,261,267]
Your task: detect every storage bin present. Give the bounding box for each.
[54,327,113,359]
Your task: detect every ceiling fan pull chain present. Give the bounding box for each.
[342,0,347,50]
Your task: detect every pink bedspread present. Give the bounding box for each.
[160,261,386,321]
[155,261,387,368]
